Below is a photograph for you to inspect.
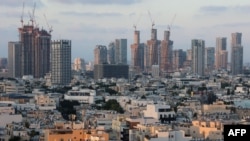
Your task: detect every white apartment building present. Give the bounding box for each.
[143,104,176,123]
[64,89,96,104]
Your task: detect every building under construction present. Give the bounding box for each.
[15,2,52,78]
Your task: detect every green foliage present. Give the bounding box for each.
[9,136,21,141]
[221,82,230,89]
[102,99,124,113]
[58,100,80,120]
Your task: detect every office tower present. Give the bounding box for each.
[108,42,115,64]
[18,25,51,78]
[160,30,173,73]
[131,30,144,72]
[8,42,22,78]
[172,49,185,71]
[205,47,215,74]
[114,39,127,64]
[231,32,243,75]
[215,37,228,70]
[51,40,72,85]
[73,58,85,72]
[94,45,107,65]
[191,39,205,76]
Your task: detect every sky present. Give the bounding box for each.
[0,0,250,63]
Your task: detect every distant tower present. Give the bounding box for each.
[115,39,127,64]
[8,42,22,78]
[74,58,85,72]
[131,30,144,72]
[160,30,173,74]
[18,24,51,78]
[215,37,228,70]
[51,40,72,85]
[172,49,185,71]
[231,32,243,75]
[108,42,115,64]
[146,28,160,72]
[94,45,107,65]
[191,39,205,76]
[205,47,215,74]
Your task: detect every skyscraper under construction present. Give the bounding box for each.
[16,2,52,78]
[18,24,51,78]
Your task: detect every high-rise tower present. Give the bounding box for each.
[160,30,173,74]
[191,39,205,76]
[131,30,144,72]
[18,24,51,78]
[94,45,107,65]
[51,40,72,85]
[8,42,22,78]
[146,29,160,71]
[215,37,228,70]
[231,32,243,75]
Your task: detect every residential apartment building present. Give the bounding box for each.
[8,42,22,78]
[51,40,72,85]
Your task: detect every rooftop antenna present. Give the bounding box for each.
[148,10,155,29]
[20,2,25,27]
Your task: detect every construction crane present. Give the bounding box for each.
[44,14,53,34]
[148,10,155,29]
[20,2,25,27]
[133,14,142,31]
[29,2,36,26]
[168,14,176,32]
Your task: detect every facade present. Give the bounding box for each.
[215,37,228,70]
[160,30,173,74]
[51,40,72,85]
[115,39,127,64]
[151,65,160,78]
[94,64,129,80]
[8,42,22,78]
[108,42,115,64]
[143,104,176,123]
[231,32,243,75]
[205,47,215,73]
[94,45,107,65]
[131,30,144,72]
[18,25,51,78]
[191,39,205,76]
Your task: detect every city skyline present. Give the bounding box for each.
[0,0,250,62]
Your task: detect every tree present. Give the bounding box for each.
[103,99,124,113]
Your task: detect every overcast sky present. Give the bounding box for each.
[0,0,250,63]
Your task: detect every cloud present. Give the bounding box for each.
[52,0,141,5]
[198,5,250,15]
[61,11,123,17]
[213,22,250,28]
[0,0,44,8]
[200,6,228,13]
